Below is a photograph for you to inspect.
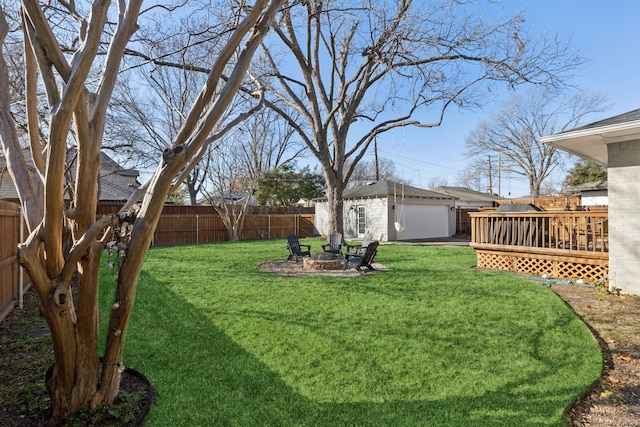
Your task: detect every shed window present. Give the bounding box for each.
[356,206,366,235]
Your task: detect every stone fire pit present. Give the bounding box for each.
[303,253,345,271]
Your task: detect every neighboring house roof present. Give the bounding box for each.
[0,149,141,203]
[430,186,503,202]
[317,180,455,201]
[565,179,608,194]
[0,169,19,200]
[93,151,141,202]
[98,168,141,202]
[541,108,640,166]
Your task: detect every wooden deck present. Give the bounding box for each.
[469,210,608,283]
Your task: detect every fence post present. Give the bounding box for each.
[19,207,24,309]
[268,214,271,239]
[196,214,199,244]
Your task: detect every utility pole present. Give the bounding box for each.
[487,154,493,194]
[374,136,380,181]
[497,155,501,197]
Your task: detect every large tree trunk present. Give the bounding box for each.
[529,178,541,198]
[18,229,106,424]
[1,1,284,424]
[98,171,172,406]
[324,174,345,236]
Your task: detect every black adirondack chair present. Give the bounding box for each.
[322,232,343,256]
[286,234,311,261]
[345,231,373,257]
[344,240,379,272]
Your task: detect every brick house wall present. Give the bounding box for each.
[607,139,640,294]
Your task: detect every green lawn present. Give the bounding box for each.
[102,238,602,426]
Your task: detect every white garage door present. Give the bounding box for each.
[396,204,449,240]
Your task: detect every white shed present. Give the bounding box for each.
[315,180,456,242]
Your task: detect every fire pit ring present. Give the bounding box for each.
[303,253,345,271]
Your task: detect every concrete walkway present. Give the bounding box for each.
[386,237,471,247]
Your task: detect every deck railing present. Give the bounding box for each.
[469,210,608,282]
[470,210,608,253]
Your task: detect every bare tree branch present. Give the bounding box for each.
[260,0,581,234]
[464,88,609,197]
[0,1,285,422]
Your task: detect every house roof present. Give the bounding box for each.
[99,169,141,201]
[339,180,454,201]
[541,108,640,166]
[0,149,141,202]
[94,151,141,201]
[565,179,608,194]
[0,170,19,200]
[430,186,503,202]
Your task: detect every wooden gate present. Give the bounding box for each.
[0,201,22,322]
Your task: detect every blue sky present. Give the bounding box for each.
[357,0,640,197]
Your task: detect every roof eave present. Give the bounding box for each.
[541,120,640,167]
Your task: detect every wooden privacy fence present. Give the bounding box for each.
[455,208,477,235]
[470,210,608,282]
[95,204,316,246]
[152,213,315,246]
[0,205,314,321]
[0,201,24,322]
[499,195,582,210]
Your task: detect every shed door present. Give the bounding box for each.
[396,205,449,240]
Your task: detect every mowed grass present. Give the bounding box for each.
[101,238,602,426]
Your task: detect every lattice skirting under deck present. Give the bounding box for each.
[475,250,608,283]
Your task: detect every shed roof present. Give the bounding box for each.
[430,186,503,202]
[340,180,454,201]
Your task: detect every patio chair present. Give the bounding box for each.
[345,231,373,257]
[344,241,379,272]
[286,234,311,261]
[322,231,343,256]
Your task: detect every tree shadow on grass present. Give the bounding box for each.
[122,270,600,427]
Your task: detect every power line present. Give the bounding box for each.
[376,147,465,173]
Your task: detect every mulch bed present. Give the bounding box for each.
[551,283,640,426]
[0,290,154,427]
